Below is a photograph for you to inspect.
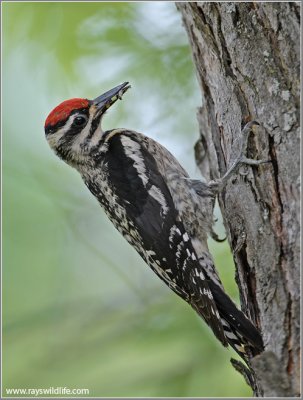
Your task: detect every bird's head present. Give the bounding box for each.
[44,82,131,164]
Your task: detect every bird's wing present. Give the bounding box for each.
[104,132,227,345]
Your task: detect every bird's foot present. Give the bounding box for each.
[207,121,271,195]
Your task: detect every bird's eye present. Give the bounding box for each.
[73,115,88,127]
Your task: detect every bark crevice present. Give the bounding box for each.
[177,2,300,397]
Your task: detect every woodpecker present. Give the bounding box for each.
[45,82,264,360]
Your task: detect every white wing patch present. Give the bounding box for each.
[121,135,169,215]
[183,232,189,242]
[148,185,169,215]
[121,135,149,185]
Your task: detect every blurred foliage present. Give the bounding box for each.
[2,2,251,397]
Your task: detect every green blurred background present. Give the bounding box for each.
[2,2,251,397]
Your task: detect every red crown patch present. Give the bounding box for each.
[45,98,89,128]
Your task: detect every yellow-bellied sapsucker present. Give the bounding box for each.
[45,82,264,360]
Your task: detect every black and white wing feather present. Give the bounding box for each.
[100,131,227,346]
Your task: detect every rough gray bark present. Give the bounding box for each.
[177,2,300,397]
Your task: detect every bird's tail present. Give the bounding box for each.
[208,280,264,360]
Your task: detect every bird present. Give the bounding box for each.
[44,81,264,361]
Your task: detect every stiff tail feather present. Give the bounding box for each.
[208,280,264,360]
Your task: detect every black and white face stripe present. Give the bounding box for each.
[45,107,90,136]
[45,106,107,163]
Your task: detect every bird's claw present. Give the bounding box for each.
[207,179,224,195]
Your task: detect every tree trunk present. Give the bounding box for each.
[176,2,300,397]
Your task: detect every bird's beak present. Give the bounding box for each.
[93,82,131,112]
